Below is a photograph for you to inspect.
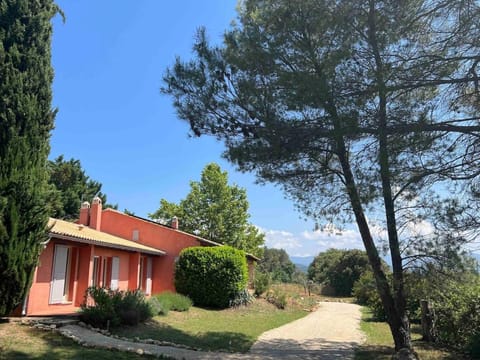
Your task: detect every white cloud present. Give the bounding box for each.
[405,220,434,237]
[257,225,364,257]
[258,219,480,259]
[258,228,303,251]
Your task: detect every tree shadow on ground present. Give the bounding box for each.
[0,326,152,360]
[354,344,393,360]
[250,337,360,359]
[113,319,253,353]
[355,341,470,360]
[362,316,387,323]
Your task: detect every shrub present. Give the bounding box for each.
[467,333,480,359]
[153,291,192,312]
[352,271,387,320]
[254,272,271,296]
[175,246,248,308]
[266,288,287,309]
[148,296,169,316]
[80,304,119,329]
[400,260,480,356]
[319,284,336,297]
[229,289,254,307]
[80,287,153,328]
[434,279,480,353]
[80,287,119,328]
[113,289,152,325]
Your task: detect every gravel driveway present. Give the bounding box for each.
[248,301,365,359]
[59,301,365,360]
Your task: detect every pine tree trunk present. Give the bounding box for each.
[366,1,416,357]
[421,300,437,342]
[335,135,416,358]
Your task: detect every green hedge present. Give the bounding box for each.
[175,246,248,308]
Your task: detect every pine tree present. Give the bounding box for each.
[0,0,58,315]
[162,0,480,356]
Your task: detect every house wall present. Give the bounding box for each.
[100,210,207,293]
[27,240,78,316]
[26,239,136,316]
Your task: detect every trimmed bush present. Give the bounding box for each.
[80,287,153,328]
[175,246,248,308]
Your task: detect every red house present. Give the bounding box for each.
[23,197,258,316]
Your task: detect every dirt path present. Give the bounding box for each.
[248,301,365,359]
[58,301,365,360]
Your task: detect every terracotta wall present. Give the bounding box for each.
[100,210,206,293]
[26,240,135,316]
[27,241,78,316]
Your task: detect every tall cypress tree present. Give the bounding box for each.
[0,0,57,315]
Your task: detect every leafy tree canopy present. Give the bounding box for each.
[308,248,372,296]
[149,163,264,257]
[257,247,296,283]
[47,155,116,219]
[162,0,480,355]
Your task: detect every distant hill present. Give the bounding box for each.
[290,256,314,267]
[295,263,308,273]
[470,252,480,263]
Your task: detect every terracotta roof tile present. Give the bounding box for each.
[48,218,166,256]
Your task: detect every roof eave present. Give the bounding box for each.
[49,232,166,256]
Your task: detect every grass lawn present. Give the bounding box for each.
[0,320,149,360]
[355,308,470,360]
[114,284,326,353]
[114,299,308,353]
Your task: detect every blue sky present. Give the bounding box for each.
[49,1,374,258]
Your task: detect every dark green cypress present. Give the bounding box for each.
[0,0,57,315]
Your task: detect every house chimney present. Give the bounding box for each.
[90,196,102,231]
[79,201,90,226]
[171,216,179,230]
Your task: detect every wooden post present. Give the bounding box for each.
[420,300,437,342]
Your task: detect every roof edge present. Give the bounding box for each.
[49,232,166,256]
[102,209,222,246]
